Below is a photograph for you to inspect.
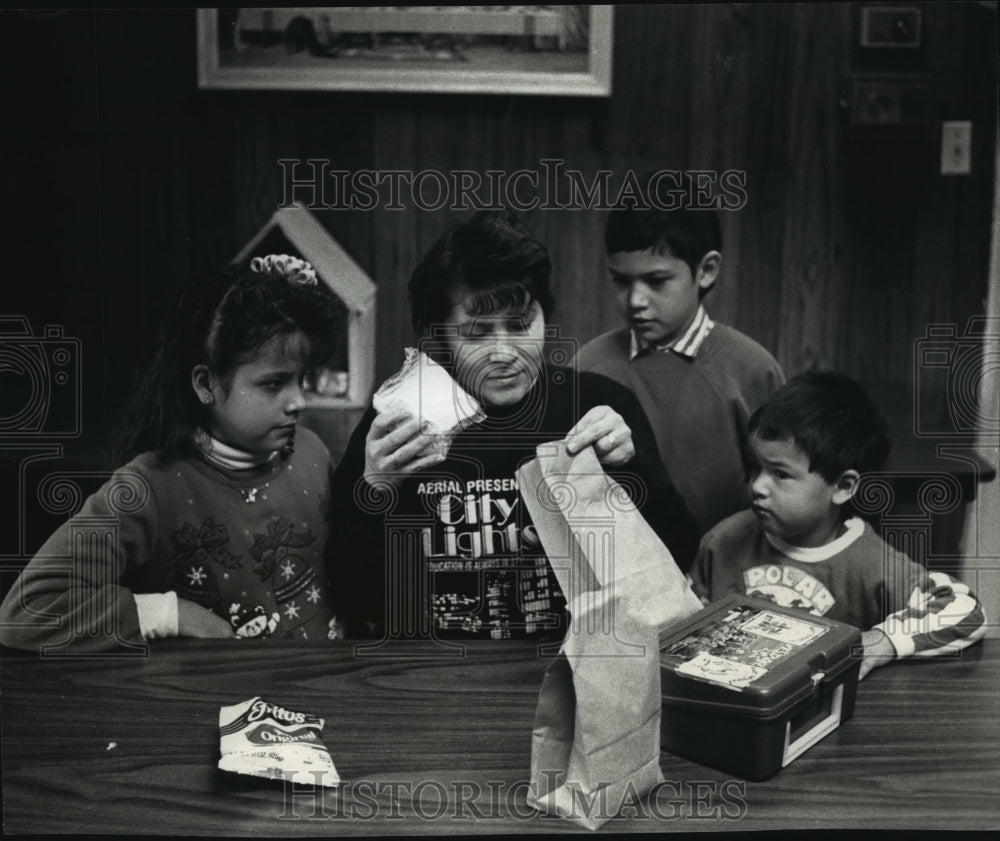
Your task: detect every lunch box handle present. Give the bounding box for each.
[781,681,844,766]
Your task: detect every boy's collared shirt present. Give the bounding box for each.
[629,305,715,361]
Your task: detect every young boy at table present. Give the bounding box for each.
[575,175,785,533]
[689,370,987,679]
[329,209,701,640]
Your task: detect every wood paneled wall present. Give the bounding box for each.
[4,4,996,466]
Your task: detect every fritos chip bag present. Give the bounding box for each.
[218,697,340,787]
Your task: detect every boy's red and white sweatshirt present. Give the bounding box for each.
[690,511,987,659]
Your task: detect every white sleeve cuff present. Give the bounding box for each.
[873,617,912,658]
[134,591,179,640]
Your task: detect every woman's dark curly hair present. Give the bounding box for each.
[114,261,343,464]
[407,210,554,335]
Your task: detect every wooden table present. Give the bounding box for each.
[2,639,997,834]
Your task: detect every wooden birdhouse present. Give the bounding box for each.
[234,203,376,409]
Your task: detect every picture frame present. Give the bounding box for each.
[196,6,613,96]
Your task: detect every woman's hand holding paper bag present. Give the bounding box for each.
[564,405,636,467]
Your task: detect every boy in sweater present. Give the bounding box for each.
[575,175,784,532]
[689,370,986,679]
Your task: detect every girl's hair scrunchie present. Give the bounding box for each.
[249,253,319,286]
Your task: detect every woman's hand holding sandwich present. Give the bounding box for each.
[364,407,447,489]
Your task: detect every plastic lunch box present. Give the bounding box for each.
[659,593,863,781]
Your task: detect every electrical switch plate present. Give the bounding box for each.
[941,121,972,175]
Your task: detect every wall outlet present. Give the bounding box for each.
[941,121,972,175]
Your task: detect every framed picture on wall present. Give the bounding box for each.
[196,6,613,96]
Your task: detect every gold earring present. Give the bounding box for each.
[202,394,214,405]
